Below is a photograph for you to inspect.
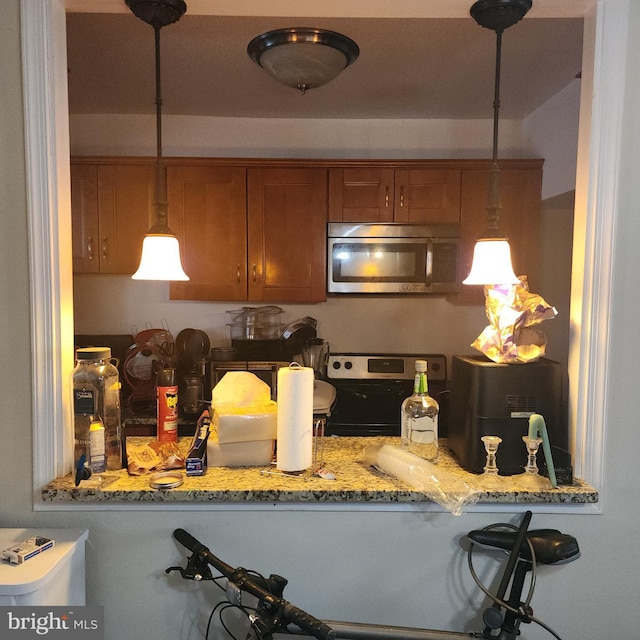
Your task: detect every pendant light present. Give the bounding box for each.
[127,0,189,281]
[247,28,359,94]
[463,0,532,286]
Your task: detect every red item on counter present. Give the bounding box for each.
[157,368,178,443]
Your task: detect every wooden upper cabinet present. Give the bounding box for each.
[70,158,541,306]
[97,164,155,274]
[168,165,247,301]
[71,163,99,273]
[71,161,154,274]
[329,166,461,224]
[328,167,395,222]
[394,169,461,223]
[247,167,328,303]
[451,166,543,305]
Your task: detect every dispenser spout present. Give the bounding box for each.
[528,414,557,488]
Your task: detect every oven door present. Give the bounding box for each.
[328,236,431,294]
[326,379,412,436]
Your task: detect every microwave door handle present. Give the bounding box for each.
[425,240,433,286]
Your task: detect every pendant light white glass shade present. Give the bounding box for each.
[132,234,189,281]
[462,238,520,285]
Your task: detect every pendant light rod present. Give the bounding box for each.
[485,28,503,238]
[151,23,170,234]
[470,0,532,238]
[126,0,187,234]
[491,29,502,166]
[155,25,163,162]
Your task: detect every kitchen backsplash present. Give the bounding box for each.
[73,274,571,370]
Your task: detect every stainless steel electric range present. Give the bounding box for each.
[325,353,448,437]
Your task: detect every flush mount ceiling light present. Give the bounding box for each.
[463,0,531,286]
[247,27,359,94]
[127,0,189,281]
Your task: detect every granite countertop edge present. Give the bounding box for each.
[41,437,599,505]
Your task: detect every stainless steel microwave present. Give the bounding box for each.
[327,223,460,294]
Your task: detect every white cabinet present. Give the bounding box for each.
[0,529,88,605]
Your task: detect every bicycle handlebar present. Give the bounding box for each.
[173,528,335,640]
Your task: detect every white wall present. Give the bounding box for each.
[6,2,640,640]
[70,113,525,159]
[523,78,582,200]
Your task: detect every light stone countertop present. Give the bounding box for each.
[40,437,598,507]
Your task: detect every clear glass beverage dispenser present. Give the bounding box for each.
[72,347,122,471]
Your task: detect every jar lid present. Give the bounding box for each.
[76,346,112,360]
[149,471,184,490]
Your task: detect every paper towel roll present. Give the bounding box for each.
[276,365,314,471]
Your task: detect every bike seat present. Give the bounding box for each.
[467,528,580,565]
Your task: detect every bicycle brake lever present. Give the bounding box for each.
[249,605,285,640]
[166,553,214,581]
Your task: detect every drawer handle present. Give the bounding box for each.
[87,237,94,260]
[101,236,108,259]
[236,264,241,283]
[399,187,404,208]
[385,186,389,208]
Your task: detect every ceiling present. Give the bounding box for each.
[65,11,583,120]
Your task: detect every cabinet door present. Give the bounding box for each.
[97,164,155,274]
[71,163,99,273]
[328,167,394,222]
[453,167,542,305]
[393,169,461,223]
[168,165,247,301]
[248,167,327,302]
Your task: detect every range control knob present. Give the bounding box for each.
[344,361,353,370]
[332,361,341,370]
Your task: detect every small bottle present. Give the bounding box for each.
[401,359,439,462]
[89,416,106,473]
[157,368,179,442]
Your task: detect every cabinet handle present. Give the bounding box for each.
[252,263,257,284]
[101,236,108,259]
[399,186,405,208]
[236,264,241,283]
[385,186,389,208]
[87,237,94,260]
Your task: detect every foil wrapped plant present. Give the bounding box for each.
[471,276,557,364]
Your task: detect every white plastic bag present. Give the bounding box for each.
[363,444,480,516]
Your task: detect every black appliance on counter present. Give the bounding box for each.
[325,353,448,436]
[448,355,569,477]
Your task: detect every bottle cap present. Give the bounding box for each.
[76,347,112,360]
[89,417,104,430]
[415,359,427,372]
[157,368,177,386]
